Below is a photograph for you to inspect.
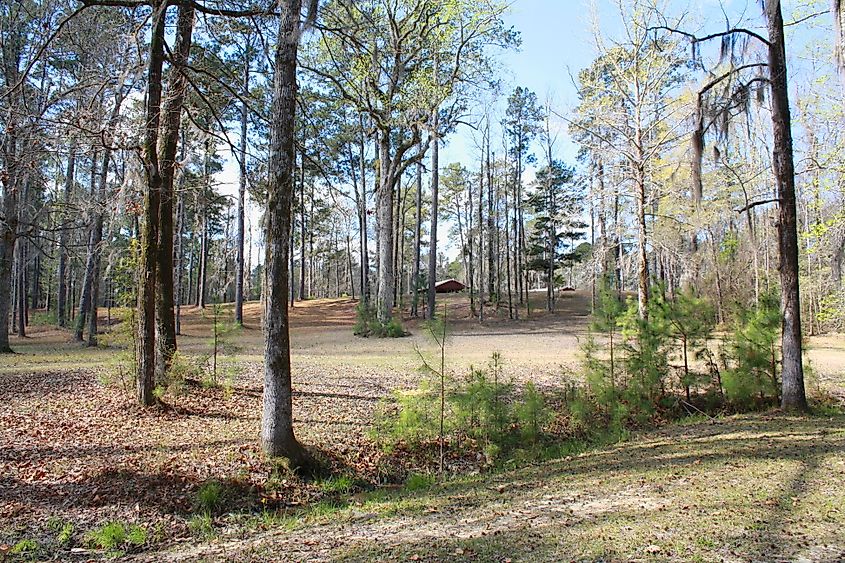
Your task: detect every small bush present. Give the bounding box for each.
[194,481,224,515]
[48,518,74,546]
[10,538,38,554]
[84,521,146,553]
[354,302,408,338]
[515,382,550,444]
[720,291,780,408]
[29,310,57,326]
[187,513,215,539]
[404,473,436,492]
[373,354,553,466]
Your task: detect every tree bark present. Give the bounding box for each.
[426,117,439,320]
[155,3,193,376]
[137,1,167,406]
[75,152,99,342]
[766,1,807,411]
[57,143,76,328]
[261,0,309,467]
[411,159,423,317]
[175,131,186,335]
[236,52,249,324]
[377,131,396,323]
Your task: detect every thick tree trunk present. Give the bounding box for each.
[137,1,167,406]
[155,3,193,376]
[261,0,309,467]
[767,1,807,411]
[377,132,396,324]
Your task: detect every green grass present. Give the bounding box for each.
[83,520,147,555]
[316,474,356,495]
[194,480,225,515]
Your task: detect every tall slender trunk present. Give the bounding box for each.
[236,53,249,324]
[358,117,370,303]
[198,147,209,308]
[76,151,99,341]
[175,131,186,335]
[16,241,26,337]
[486,140,495,301]
[397,182,407,309]
[634,161,649,319]
[411,159,423,317]
[57,143,76,327]
[299,142,306,300]
[88,91,125,346]
[504,169,513,319]
[478,138,485,322]
[346,234,355,298]
[426,116,439,320]
[137,1,167,406]
[261,0,309,466]
[767,1,806,411]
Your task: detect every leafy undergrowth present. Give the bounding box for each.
[0,357,416,560]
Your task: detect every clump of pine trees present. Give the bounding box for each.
[575,282,802,438]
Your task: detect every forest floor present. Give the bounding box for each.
[2,292,845,561]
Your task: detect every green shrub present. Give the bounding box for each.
[187,513,215,539]
[29,310,57,326]
[515,382,550,444]
[720,291,780,408]
[374,354,553,465]
[84,521,146,552]
[354,302,408,337]
[194,481,224,515]
[373,380,442,446]
[450,367,513,445]
[10,538,38,554]
[404,473,436,492]
[48,519,74,546]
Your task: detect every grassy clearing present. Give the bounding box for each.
[2,295,845,561]
[164,413,845,562]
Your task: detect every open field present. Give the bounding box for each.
[2,292,845,561]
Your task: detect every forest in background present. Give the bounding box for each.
[2,0,845,559]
